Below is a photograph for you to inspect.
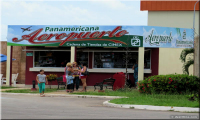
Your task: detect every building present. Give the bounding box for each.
[0,41,26,83]
[5,25,194,87]
[141,0,200,76]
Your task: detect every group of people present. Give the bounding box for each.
[36,62,88,97]
[65,62,88,93]
[36,60,138,97]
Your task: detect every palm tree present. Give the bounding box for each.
[180,48,194,75]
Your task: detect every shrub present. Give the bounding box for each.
[46,74,57,81]
[138,74,200,95]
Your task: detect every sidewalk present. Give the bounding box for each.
[103,100,199,113]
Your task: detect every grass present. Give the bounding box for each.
[72,89,200,108]
[1,86,16,89]
[72,89,137,97]
[2,88,64,93]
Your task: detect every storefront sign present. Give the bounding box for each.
[143,27,193,48]
[7,25,193,48]
[26,53,33,56]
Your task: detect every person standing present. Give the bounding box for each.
[132,60,138,88]
[79,63,87,92]
[72,62,81,91]
[36,69,48,97]
[66,63,74,93]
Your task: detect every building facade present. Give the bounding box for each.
[1,41,26,83]
[6,25,194,86]
[141,0,200,76]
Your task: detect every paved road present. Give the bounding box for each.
[1,94,199,119]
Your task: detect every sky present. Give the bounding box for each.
[1,0,148,41]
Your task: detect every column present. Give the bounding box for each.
[70,46,75,63]
[138,47,144,81]
[6,46,12,86]
[194,36,200,77]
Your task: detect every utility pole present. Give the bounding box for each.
[193,0,200,77]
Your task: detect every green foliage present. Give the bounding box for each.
[3,88,64,93]
[73,88,199,107]
[46,74,58,81]
[138,74,200,95]
[183,59,194,75]
[180,48,194,75]
[186,94,199,102]
[1,86,16,89]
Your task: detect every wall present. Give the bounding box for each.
[25,48,159,86]
[148,11,199,32]
[1,42,26,83]
[148,11,199,75]
[159,48,193,75]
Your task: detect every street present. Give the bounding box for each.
[1,94,199,119]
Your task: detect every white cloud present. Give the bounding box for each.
[91,0,132,10]
[1,24,8,41]
[1,0,147,41]
[7,33,20,41]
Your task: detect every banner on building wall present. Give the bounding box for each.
[7,25,193,48]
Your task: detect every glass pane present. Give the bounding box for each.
[34,51,70,67]
[76,52,88,67]
[93,52,138,68]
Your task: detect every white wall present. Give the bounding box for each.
[148,11,199,32]
[148,11,199,75]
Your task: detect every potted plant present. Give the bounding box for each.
[46,74,57,89]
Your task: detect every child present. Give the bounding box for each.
[66,75,74,93]
[36,69,48,97]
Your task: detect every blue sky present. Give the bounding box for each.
[1,0,148,41]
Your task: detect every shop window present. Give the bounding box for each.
[76,52,88,67]
[34,51,70,67]
[93,52,137,68]
[93,51,151,69]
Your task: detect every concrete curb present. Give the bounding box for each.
[1,93,125,99]
[103,100,199,112]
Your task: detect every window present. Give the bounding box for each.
[93,50,151,69]
[94,52,138,68]
[76,52,88,67]
[34,51,70,67]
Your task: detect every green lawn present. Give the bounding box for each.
[2,88,64,93]
[109,95,199,108]
[1,86,16,89]
[72,89,137,97]
[72,89,199,108]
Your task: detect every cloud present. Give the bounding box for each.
[1,1,125,25]
[7,33,20,41]
[8,28,14,32]
[1,0,148,41]
[91,0,132,10]
[1,24,8,41]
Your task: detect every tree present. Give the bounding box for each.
[180,48,194,75]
